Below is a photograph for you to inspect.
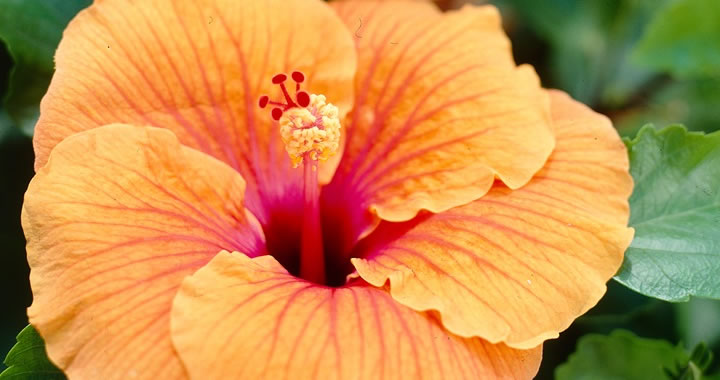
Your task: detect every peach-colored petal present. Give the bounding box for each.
[352,90,634,348]
[34,0,356,234]
[170,251,541,380]
[23,125,265,379]
[322,1,554,246]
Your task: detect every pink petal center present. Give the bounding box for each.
[256,71,363,286]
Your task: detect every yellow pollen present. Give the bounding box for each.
[279,94,341,168]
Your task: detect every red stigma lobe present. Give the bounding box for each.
[258,95,269,108]
[296,91,310,108]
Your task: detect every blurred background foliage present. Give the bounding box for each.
[0,0,718,378]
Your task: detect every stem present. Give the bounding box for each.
[299,157,326,284]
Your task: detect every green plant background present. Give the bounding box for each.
[1,0,719,378]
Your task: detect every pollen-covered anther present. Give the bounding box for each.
[258,71,341,167]
[279,94,341,168]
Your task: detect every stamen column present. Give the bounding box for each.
[300,158,325,284]
[258,71,341,284]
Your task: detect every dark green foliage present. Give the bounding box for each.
[0,0,91,134]
[633,0,720,78]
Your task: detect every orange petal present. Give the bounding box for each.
[23,125,265,379]
[170,251,541,380]
[324,2,554,230]
[352,90,634,348]
[34,0,356,231]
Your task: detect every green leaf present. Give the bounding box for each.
[0,325,65,379]
[0,0,91,135]
[633,0,720,77]
[614,125,720,301]
[556,329,689,380]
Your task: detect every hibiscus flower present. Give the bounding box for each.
[22,0,633,379]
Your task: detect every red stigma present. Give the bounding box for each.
[258,71,310,120]
[258,95,269,108]
[296,91,310,108]
[272,73,287,84]
[291,71,305,83]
